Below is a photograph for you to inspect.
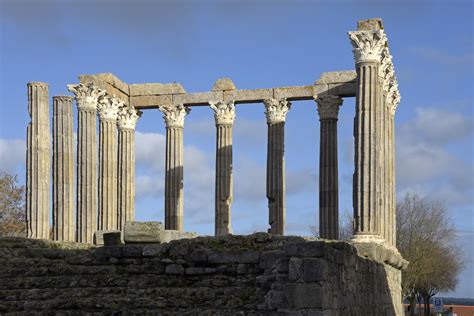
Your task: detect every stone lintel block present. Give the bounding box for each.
[283,242,326,258]
[123,221,164,243]
[129,83,186,96]
[172,91,223,105]
[130,95,172,109]
[283,283,325,309]
[161,230,197,243]
[224,88,273,103]
[212,78,236,91]
[273,86,313,100]
[315,71,357,84]
[94,230,122,246]
[358,18,384,30]
[327,82,356,97]
[79,73,129,95]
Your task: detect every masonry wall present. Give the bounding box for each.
[0,234,402,315]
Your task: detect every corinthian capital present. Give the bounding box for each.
[97,96,123,121]
[264,99,291,124]
[348,30,387,63]
[209,101,236,125]
[315,95,343,120]
[387,79,401,115]
[159,104,190,128]
[118,106,142,130]
[67,83,106,111]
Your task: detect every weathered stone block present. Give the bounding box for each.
[283,283,324,309]
[283,242,325,258]
[303,258,328,282]
[288,258,303,281]
[208,251,240,264]
[129,83,186,96]
[165,264,184,275]
[212,78,236,91]
[161,230,197,243]
[189,249,209,263]
[123,221,163,243]
[103,232,122,246]
[315,71,357,84]
[240,251,261,263]
[259,250,285,269]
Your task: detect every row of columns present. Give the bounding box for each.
[157,96,342,238]
[25,82,141,243]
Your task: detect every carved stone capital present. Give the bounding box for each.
[209,101,236,125]
[159,104,190,128]
[315,95,343,120]
[348,30,387,64]
[97,96,123,121]
[67,83,106,111]
[118,106,142,130]
[264,99,291,124]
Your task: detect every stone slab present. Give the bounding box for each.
[103,232,122,246]
[161,230,197,243]
[315,71,357,84]
[79,73,129,95]
[123,221,164,243]
[129,83,186,96]
[327,82,357,98]
[224,88,273,103]
[94,230,122,246]
[172,91,223,105]
[130,95,172,109]
[273,86,314,100]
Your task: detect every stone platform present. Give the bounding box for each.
[0,233,403,315]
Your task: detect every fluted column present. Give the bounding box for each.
[26,82,50,239]
[264,99,291,235]
[52,96,74,241]
[159,104,190,231]
[117,106,141,231]
[210,101,235,236]
[387,79,400,247]
[97,96,121,231]
[68,83,106,243]
[316,95,343,240]
[348,29,387,242]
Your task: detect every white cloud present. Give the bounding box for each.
[0,138,25,174]
[396,106,474,207]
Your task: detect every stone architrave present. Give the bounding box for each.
[26,82,51,239]
[209,101,236,236]
[348,28,387,242]
[68,83,106,243]
[97,96,122,231]
[264,99,291,235]
[117,106,141,231]
[315,95,343,240]
[159,104,190,231]
[52,96,74,241]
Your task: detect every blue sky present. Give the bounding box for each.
[1,0,473,298]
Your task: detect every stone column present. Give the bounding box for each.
[97,96,121,231]
[387,80,400,248]
[316,95,343,240]
[348,28,387,242]
[264,99,291,235]
[117,106,141,231]
[68,83,106,243]
[210,101,236,236]
[159,104,190,231]
[26,82,50,239]
[52,96,74,241]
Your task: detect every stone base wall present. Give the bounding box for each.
[0,234,403,315]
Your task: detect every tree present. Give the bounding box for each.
[397,193,463,316]
[0,172,26,237]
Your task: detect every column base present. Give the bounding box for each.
[351,233,385,244]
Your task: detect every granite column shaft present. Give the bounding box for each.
[26,82,51,239]
[52,96,74,241]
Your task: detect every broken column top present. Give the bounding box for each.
[357,18,384,31]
